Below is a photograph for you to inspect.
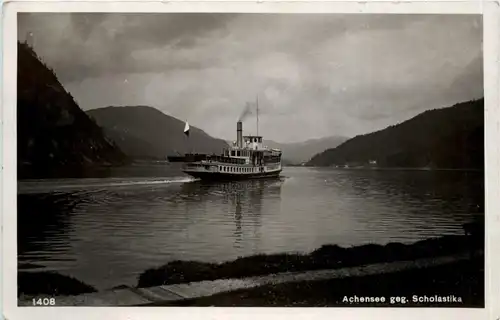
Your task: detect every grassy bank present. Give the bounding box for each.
[18,271,97,297]
[146,256,484,307]
[17,232,482,297]
[137,234,482,288]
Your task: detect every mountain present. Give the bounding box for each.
[86,106,229,160]
[264,136,349,165]
[307,99,484,169]
[17,42,128,179]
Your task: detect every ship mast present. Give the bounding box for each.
[256,95,259,136]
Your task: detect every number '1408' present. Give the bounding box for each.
[32,298,55,306]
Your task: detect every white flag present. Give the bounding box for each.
[184,121,190,137]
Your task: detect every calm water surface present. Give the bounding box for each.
[18,165,483,290]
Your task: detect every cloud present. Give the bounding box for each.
[18,13,483,143]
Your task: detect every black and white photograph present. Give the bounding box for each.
[8,9,488,311]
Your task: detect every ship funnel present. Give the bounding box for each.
[237,121,243,148]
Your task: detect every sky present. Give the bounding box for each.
[18,13,483,143]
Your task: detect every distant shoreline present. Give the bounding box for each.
[18,162,484,181]
[301,166,484,172]
[281,163,483,173]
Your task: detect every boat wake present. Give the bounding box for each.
[18,177,198,194]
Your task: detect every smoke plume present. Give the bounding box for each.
[238,102,255,122]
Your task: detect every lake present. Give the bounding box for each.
[17,165,484,290]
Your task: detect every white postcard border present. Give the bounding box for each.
[2,1,498,320]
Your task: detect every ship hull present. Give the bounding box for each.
[183,169,282,181]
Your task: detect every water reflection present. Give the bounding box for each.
[18,193,80,260]
[333,169,484,217]
[17,167,482,289]
[307,168,483,242]
[235,192,242,248]
[179,178,284,250]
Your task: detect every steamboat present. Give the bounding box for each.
[180,103,282,181]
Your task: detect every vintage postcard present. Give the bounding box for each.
[2,1,499,320]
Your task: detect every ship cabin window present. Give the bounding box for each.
[231,151,235,157]
[258,137,262,143]
[237,151,240,157]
